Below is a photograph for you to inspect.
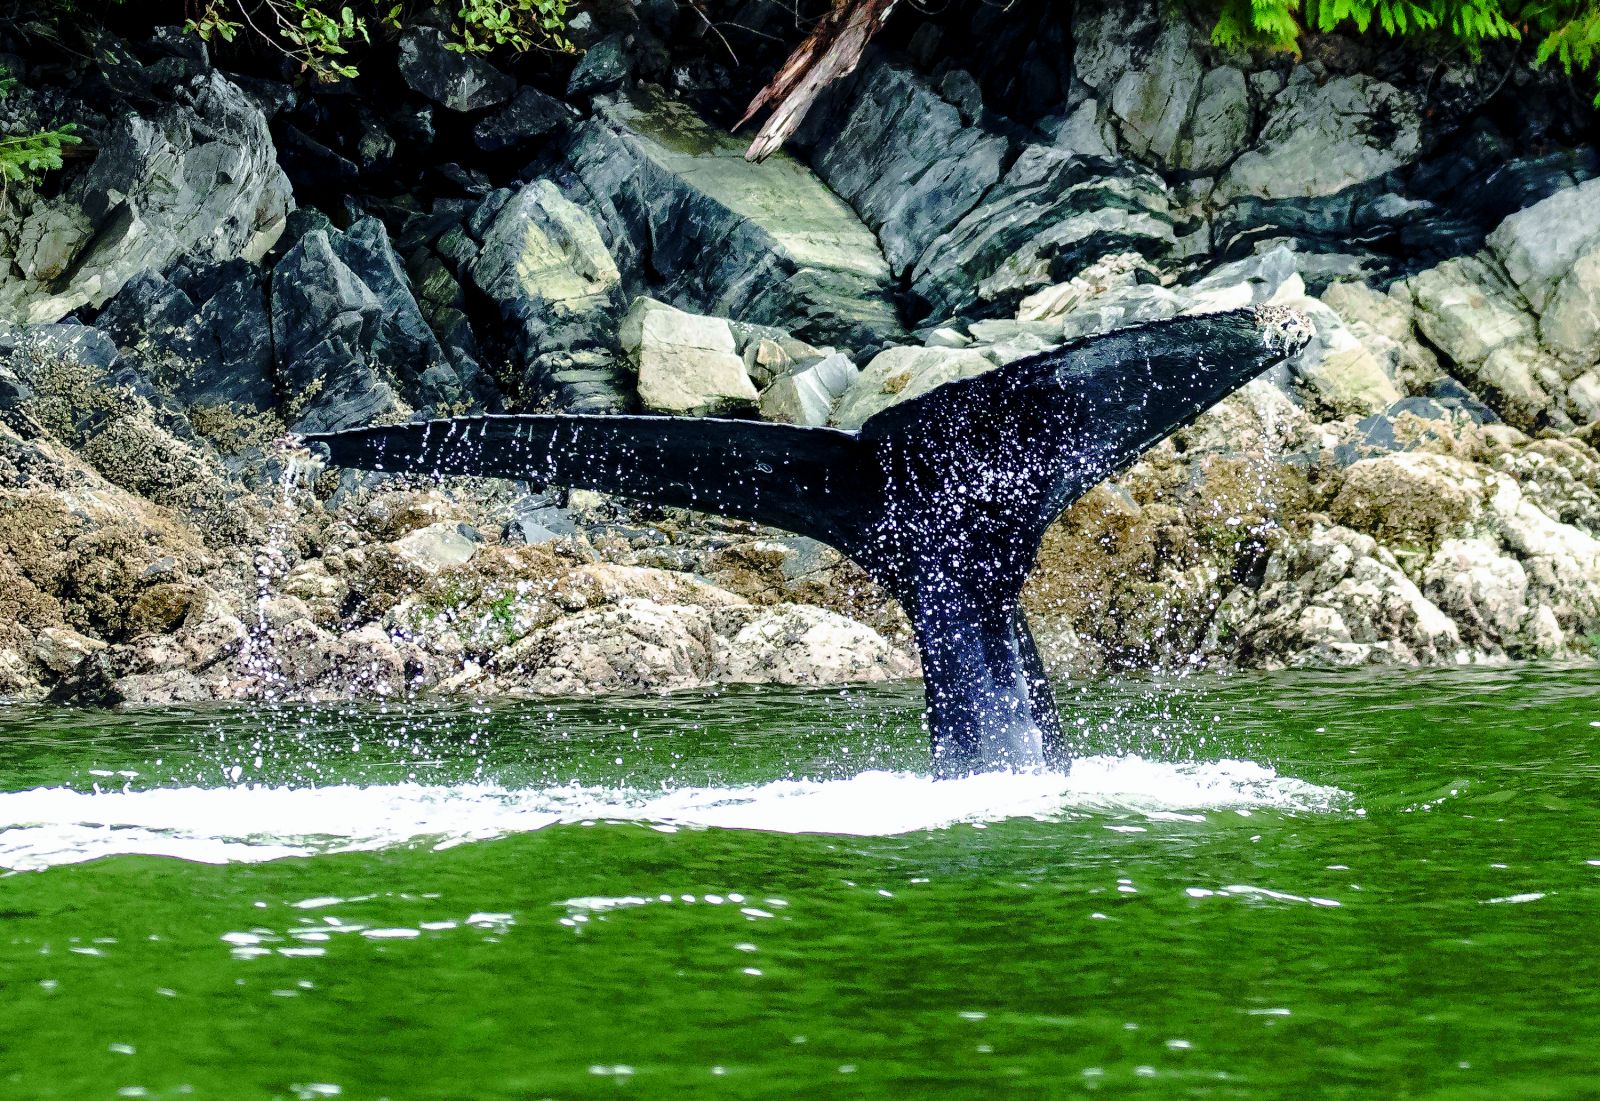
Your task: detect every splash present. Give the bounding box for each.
[0,758,1349,872]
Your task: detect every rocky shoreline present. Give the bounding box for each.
[2,0,1597,705]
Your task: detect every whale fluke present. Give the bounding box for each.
[305,307,1310,775]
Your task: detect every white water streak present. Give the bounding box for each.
[0,757,1347,872]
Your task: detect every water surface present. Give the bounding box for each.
[2,667,1598,1098]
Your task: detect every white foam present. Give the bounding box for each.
[0,756,1347,872]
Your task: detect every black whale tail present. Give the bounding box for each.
[303,307,1310,776]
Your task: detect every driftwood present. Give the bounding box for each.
[736,0,898,162]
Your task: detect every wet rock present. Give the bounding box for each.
[1421,537,1532,654]
[0,71,291,325]
[468,180,629,411]
[397,27,515,113]
[502,598,718,695]
[32,626,107,677]
[1215,525,1465,668]
[393,523,480,571]
[553,90,903,351]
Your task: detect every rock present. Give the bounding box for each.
[759,352,860,426]
[1486,178,1600,376]
[910,145,1175,320]
[1402,256,1565,430]
[1422,537,1531,653]
[1071,6,1248,173]
[273,217,489,431]
[619,297,757,416]
[12,202,92,283]
[715,604,916,684]
[567,34,632,99]
[1047,100,1118,159]
[1319,280,1443,395]
[469,180,630,412]
[554,89,903,351]
[802,59,1008,277]
[0,71,291,325]
[393,523,480,571]
[1217,525,1465,667]
[397,27,515,113]
[502,599,717,695]
[1329,452,1486,548]
[32,626,107,677]
[1288,297,1402,417]
[1218,72,1422,201]
[1485,472,1600,641]
[473,86,576,153]
[95,259,277,425]
[1017,251,1160,321]
[831,345,996,430]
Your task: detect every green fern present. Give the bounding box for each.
[1206,1,1598,101]
[0,123,81,186]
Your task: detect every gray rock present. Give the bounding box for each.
[1218,72,1422,201]
[831,345,996,430]
[95,259,276,416]
[393,522,479,570]
[803,59,1008,278]
[567,34,632,99]
[0,71,291,325]
[553,90,903,352]
[473,86,576,153]
[397,27,515,113]
[759,352,860,426]
[273,218,488,431]
[469,180,629,411]
[910,144,1175,320]
[619,297,757,416]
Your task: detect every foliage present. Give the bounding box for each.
[181,0,570,82]
[1205,0,1600,101]
[0,64,81,191]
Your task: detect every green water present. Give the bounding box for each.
[2,667,1598,1099]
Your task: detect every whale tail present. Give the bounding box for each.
[304,307,1309,774]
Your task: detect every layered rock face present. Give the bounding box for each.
[1,2,1598,704]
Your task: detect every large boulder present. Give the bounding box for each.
[619,297,757,416]
[760,352,860,427]
[468,181,629,412]
[1213,525,1466,667]
[94,259,277,436]
[1217,71,1422,201]
[799,59,1009,277]
[0,71,291,325]
[714,604,916,684]
[552,90,904,351]
[909,146,1175,321]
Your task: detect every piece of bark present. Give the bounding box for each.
[736,0,898,162]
